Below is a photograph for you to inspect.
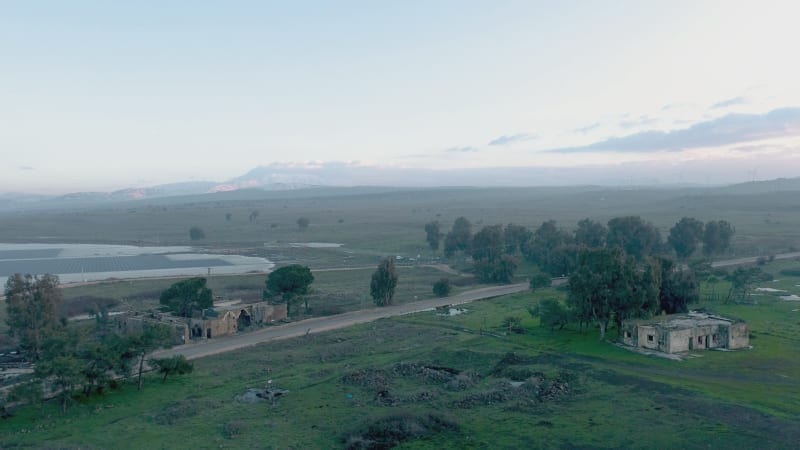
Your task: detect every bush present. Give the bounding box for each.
[529,273,552,291]
[150,355,194,382]
[779,268,800,277]
[297,217,310,230]
[189,226,205,240]
[222,420,244,439]
[432,278,451,297]
[501,316,524,334]
[528,298,572,330]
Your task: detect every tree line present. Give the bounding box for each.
[425,216,734,282]
[426,216,736,339]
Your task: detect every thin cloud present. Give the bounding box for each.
[445,146,479,153]
[711,96,747,109]
[573,123,600,134]
[548,107,800,154]
[620,115,659,129]
[488,133,537,146]
[18,166,35,171]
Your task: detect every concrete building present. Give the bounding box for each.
[620,312,749,354]
[121,301,287,343]
[188,302,287,340]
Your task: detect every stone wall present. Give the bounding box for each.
[189,302,288,340]
[121,316,189,346]
[727,323,749,349]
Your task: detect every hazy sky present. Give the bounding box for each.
[2,1,800,194]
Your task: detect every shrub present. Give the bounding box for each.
[432,278,451,297]
[528,298,572,330]
[501,316,524,334]
[529,273,552,291]
[222,421,244,439]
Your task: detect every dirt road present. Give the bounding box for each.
[151,283,528,361]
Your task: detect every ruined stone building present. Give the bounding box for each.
[121,301,287,344]
[188,302,287,339]
[620,312,749,354]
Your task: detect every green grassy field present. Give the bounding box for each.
[3,260,799,449]
[1,186,799,258]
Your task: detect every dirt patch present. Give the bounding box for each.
[235,387,289,403]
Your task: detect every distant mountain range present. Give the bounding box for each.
[1,164,799,212]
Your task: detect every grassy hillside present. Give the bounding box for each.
[3,259,799,449]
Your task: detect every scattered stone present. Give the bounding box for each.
[235,388,289,403]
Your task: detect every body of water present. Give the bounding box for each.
[0,243,274,286]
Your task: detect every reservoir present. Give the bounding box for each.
[0,243,274,286]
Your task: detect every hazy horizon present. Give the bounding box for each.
[3,1,799,194]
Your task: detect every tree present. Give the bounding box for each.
[567,248,655,339]
[150,355,194,382]
[225,212,233,222]
[504,223,532,254]
[574,218,607,248]
[668,217,705,260]
[522,221,572,268]
[658,263,700,314]
[443,217,472,257]
[159,277,213,318]
[35,354,83,412]
[264,265,314,315]
[471,225,518,282]
[501,316,524,334]
[471,224,504,263]
[424,221,443,251]
[725,266,769,303]
[528,298,571,330]
[297,217,310,230]
[542,244,579,277]
[4,273,63,361]
[370,258,398,306]
[703,220,735,256]
[78,340,118,396]
[34,328,82,412]
[529,273,552,291]
[432,278,451,297]
[128,323,173,390]
[607,216,663,260]
[189,226,205,241]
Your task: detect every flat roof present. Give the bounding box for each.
[626,312,741,330]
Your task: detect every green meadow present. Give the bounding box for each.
[3,263,799,449]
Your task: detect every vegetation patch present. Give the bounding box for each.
[342,412,459,450]
[147,400,199,426]
[341,369,391,390]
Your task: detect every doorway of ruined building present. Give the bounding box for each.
[191,324,203,339]
[206,328,212,339]
[238,310,252,330]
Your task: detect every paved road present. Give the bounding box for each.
[710,251,800,268]
[151,283,529,361]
